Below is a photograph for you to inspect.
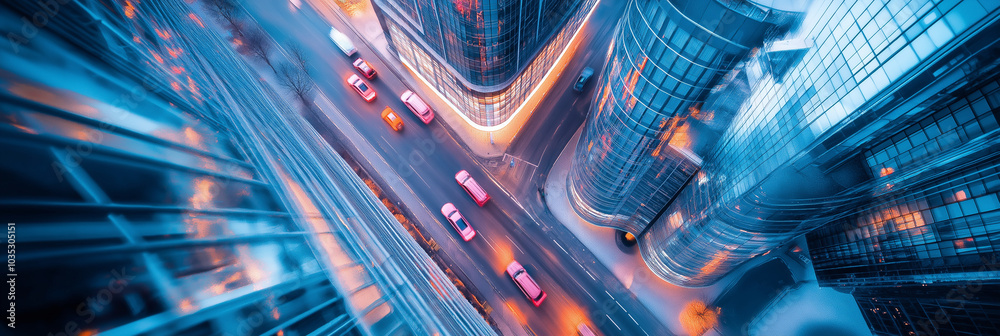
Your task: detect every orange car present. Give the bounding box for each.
[381,107,403,131]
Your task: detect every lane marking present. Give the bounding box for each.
[553,240,568,255]
[507,235,525,255]
[607,314,621,330]
[483,236,498,254]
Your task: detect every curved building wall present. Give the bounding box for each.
[374,0,597,127]
[640,0,1000,287]
[568,0,791,233]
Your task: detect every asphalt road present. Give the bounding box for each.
[501,4,615,199]
[239,1,667,335]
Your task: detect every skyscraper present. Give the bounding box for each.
[806,59,1000,335]
[568,1,802,238]
[570,0,1000,288]
[1,1,494,334]
[372,0,597,128]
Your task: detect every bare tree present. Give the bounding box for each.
[203,0,242,35]
[278,63,314,106]
[286,42,309,74]
[241,25,275,72]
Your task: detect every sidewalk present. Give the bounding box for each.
[543,126,731,335]
[749,238,871,336]
[543,126,871,336]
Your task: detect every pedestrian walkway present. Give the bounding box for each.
[543,127,733,334]
[543,126,871,336]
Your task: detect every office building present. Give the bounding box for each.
[807,67,1000,335]
[570,0,1000,288]
[644,0,1000,287]
[372,0,597,128]
[1,1,494,335]
[847,285,1000,335]
[568,0,802,235]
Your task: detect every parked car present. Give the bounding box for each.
[441,203,476,241]
[328,27,356,56]
[455,170,490,206]
[353,58,377,79]
[573,67,594,91]
[381,107,403,131]
[347,74,376,102]
[506,261,547,307]
[400,90,434,124]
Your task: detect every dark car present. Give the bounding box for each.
[573,67,594,91]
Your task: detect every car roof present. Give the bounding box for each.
[506,261,522,274]
[515,272,542,298]
[403,92,430,110]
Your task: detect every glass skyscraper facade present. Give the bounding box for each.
[807,66,1000,335]
[1,1,495,335]
[849,285,1000,336]
[570,0,1000,289]
[372,0,597,128]
[645,0,1000,287]
[568,0,802,237]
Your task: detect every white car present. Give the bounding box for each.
[329,27,356,56]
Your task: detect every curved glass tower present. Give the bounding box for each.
[569,0,800,233]
[571,0,1000,289]
[638,0,1000,287]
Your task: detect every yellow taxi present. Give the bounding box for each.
[381,107,403,131]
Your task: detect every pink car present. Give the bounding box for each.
[506,260,547,307]
[348,74,376,102]
[401,90,434,124]
[441,203,476,241]
[455,170,490,206]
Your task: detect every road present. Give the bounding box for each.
[497,3,614,200]
[238,1,667,335]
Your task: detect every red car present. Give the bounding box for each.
[506,261,547,307]
[347,74,376,102]
[441,203,475,241]
[353,58,377,79]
